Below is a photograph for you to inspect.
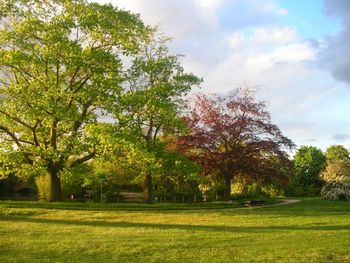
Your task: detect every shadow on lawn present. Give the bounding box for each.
[2,199,350,217]
[2,215,350,233]
[0,201,246,213]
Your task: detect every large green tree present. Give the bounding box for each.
[293,146,326,194]
[117,33,201,203]
[0,0,148,201]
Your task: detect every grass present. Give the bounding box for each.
[1,198,350,262]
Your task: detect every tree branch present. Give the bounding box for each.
[49,119,59,149]
[70,152,95,168]
[72,101,92,132]
[0,125,21,147]
[0,109,33,130]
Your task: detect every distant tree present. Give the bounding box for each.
[320,145,350,200]
[293,146,326,194]
[0,0,148,201]
[178,87,294,200]
[320,159,350,200]
[325,145,350,163]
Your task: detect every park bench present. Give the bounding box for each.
[245,199,265,207]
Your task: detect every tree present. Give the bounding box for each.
[0,0,148,201]
[320,159,350,200]
[320,145,350,200]
[325,145,350,163]
[116,33,201,203]
[178,87,294,200]
[293,146,326,194]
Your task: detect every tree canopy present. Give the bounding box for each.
[115,33,201,203]
[0,0,149,201]
[178,87,294,200]
[325,145,350,163]
[293,146,326,194]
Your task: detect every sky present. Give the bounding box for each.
[95,0,350,152]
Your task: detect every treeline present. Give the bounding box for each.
[289,145,350,200]
[0,0,335,203]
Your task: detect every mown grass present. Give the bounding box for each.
[1,198,350,262]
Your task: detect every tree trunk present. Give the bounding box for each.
[48,166,62,202]
[224,172,232,201]
[144,173,153,204]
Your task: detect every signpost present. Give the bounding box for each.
[98,174,106,203]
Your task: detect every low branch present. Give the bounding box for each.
[0,125,21,147]
[70,152,96,168]
[0,109,33,130]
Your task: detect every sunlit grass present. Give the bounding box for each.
[1,199,350,262]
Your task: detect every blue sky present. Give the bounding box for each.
[96,0,350,152]
[275,0,340,38]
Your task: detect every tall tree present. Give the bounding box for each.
[117,33,201,203]
[320,159,350,200]
[0,0,148,201]
[293,146,326,193]
[178,87,294,200]
[325,145,350,163]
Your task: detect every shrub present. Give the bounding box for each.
[35,174,50,202]
[321,182,350,200]
[320,160,350,200]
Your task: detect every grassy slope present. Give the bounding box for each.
[0,199,350,262]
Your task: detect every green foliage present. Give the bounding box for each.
[260,184,284,198]
[113,32,201,202]
[292,146,326,195]
[232,177,284,198]
[325,145,350,163]
[35,174,50,201]
[60,163,95,198]
[153,144,200,194]
[0,0,149,200]
[320,159,350,200]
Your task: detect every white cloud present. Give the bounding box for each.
[93,0,349,150]
[103,0,219,39]
[194,0,224,9]
[277,8,288,16]
[272,43,316,62]
[253,27,296,43]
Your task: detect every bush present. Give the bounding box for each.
[321,183,350,200]
[320,160,350,200]
[35,174,50,201]
[261,184,284,198]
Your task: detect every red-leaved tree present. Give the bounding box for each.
[178,87,294,200]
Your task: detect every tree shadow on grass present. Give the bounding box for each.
[2,215,350,233]
[2,199,350,218]
[0,201,245,213]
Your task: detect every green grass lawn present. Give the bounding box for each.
[1,198,350,263]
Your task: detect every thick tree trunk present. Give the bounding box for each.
[144,173,153,204]
[224,172,232,201]
[48,166,62,202]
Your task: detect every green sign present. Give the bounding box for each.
[98,174,106,182]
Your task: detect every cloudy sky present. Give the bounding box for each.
[96,0,350,151]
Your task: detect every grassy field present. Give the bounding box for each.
[1,199,350,263]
